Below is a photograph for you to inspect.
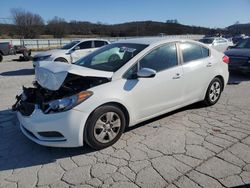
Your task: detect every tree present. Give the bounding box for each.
[47,17,68,38]
[11,8,44,38]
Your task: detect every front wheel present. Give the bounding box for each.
[203,77,222,106]
[84,105,126,150]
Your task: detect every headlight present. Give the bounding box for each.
[36,55,51,61]
[44,91,93,114]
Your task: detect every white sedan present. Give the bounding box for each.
[199,37,233,52]
[14,37,229,149]
[33,39,109,65]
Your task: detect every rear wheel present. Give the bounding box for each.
[0,54,2,62]
[84,105,126,150]
[54,57,68,63]
[203,77,222,106]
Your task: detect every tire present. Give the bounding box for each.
[84,105,126,150]
[54,57,68,63]
[0,54,2,62]
[108,54,120,62]
[203,77,223,106]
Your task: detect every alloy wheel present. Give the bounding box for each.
[93,112,121,144]
[209,81,221,102]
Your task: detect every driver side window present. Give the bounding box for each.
[139,43,178,72]
[124,43,178,79]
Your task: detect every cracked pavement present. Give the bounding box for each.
[1,59,250,188]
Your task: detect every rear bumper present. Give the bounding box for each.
[17,108,89,147]
[229,65,250,73]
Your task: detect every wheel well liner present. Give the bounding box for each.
[54,57,68,62]
[215,75,225,90]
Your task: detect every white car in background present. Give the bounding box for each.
[33,39,109,65]
[199,37,233,52]
[14,38,229,149]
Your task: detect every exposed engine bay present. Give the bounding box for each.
[12,73,110,116]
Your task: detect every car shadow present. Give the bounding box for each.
[0,68,34,76]
[231,184,250,188]
[228,71,250,85]
[0,109,97,171]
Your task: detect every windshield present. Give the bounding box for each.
[61,41,80,49]
[199,39,214,44]
[74,43,148,72]
[235,38,250,49]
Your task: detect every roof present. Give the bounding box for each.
[115,37,190,45]
[72,38,109,42]
[202,37,225,40]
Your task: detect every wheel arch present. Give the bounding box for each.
[92,102,130,128]
[54,57,68,62]
[214,75,225,91]
[82,101,130,147]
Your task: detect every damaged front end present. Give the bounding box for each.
[13,62,112,116]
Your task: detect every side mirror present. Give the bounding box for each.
[74,46,80,50]
[137,68,156,78]
[67,46,80,55]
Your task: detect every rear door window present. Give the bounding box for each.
[139,43,178,72]
[94,40,107,48]
[201,46,210,57]
[180,42,209,63]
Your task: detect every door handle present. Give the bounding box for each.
[207,62,212,67]
[173,73,181,79]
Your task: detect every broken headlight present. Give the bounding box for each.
[44,91,93,114]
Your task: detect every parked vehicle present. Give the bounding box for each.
[14,45,28,54]
[199,37,233,52]
[225,38,250,73]
[13,38,229,149]
[232,34,248,44]
[33,39,110,66]
[0,42,15,62]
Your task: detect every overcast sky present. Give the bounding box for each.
[0,0,250,28]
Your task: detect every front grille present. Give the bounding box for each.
[18,101,35,116]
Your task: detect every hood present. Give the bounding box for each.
[34,49,68,57]
[225,48,250,57]
[35,61,113,91]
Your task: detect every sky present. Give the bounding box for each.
[0,0,250,28]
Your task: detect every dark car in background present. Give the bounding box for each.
[232,35,248,44]
[14,45,28,54]
[0,42,15,62]
[225,38,250,73]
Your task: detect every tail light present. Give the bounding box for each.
[222,55,229,64]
